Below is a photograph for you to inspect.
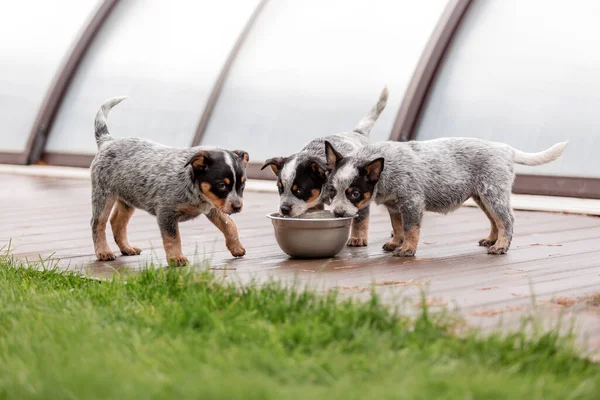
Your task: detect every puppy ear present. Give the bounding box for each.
[233,150,249,168]
[308,159,327,180]
[365,158,384,182]
[261,157,286,176]
[185,151,211,173]
[325,141,343,171]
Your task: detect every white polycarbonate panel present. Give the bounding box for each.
[416,0,600,178]
[0,0,99,153]
[46,0,259,154]
[201,0,448,161]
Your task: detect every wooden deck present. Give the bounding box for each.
[2,172,600,357]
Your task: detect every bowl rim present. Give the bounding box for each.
[266,211,354,222]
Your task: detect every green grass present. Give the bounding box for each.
[0,256,598,399]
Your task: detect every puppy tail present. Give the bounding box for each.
[512,141,568,166]
[353,86,389,136]
[94,96,126,147]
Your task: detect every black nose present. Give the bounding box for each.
[231,203,242,213]
[280,205,291,216]
[334,210,345,218]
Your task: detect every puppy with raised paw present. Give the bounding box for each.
[325,137,568,256]
[261,87,388,247]
[90,97,249,266]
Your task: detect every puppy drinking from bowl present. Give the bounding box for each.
[324,138,568,256]
[90,97,249,266]
[261,87,388,247]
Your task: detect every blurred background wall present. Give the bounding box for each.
[1,0,598,198]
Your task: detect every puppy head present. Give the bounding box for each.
[326,142,384,218]
[262,154,327,217]
[187,149,249,214]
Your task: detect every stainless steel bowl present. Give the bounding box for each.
[267,210,353,258]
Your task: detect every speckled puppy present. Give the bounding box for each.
[261,87,388,247]
[90,97,249,266]
[325,137,568,256]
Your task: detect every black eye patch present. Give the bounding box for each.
[345,187,363,204]
[291,182,314,201]
[289,161,328,202]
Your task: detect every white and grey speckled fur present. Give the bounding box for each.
[90,97,248,265]
[262,87,388,246]
[328,137,568,256]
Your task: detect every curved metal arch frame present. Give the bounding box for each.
[25,0,121,165]
[191,0,268,147]
[19,0,600,199]
[389,0,600,199]
[389,0,472,142]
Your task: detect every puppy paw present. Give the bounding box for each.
[382,241,401,252]
[478,238,496,247]
[487,245,508,255]
[228,243,246,257]
[393,247,416,257]
[347,237,368,247]
[120,246,142,256]
[168,255,189,267]
[96,251,117,261]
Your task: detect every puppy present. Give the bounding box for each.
[90,97,249,266]
[325,137,568,256]
[261,87,388,246]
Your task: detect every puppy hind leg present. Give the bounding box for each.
[157,212,188,266]
[472,195,498,247]
[110,200,141,256]
[382,209,404,252]
[348,206,370,247]
[480,194,514,255]
[91,193,116,261]
[206,209,246,257]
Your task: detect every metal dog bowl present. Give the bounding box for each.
[267,210,353,258]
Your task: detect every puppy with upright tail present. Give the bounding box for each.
[90,97,249,266]
[261,87,389,246]
[325,137,568,256]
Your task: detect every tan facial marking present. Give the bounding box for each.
[224,178,231,185]
[292,184,298,192]
[355,192,372,209]
[206,209,245,257]
[241,176,246,183]
[307,188,321,203]
[201,182,225,209]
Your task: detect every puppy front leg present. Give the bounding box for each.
[393,203,423,257]
[206,209,246,257]
[383,209,404,252]
[348,206,369,247]
[157,212,188,266]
